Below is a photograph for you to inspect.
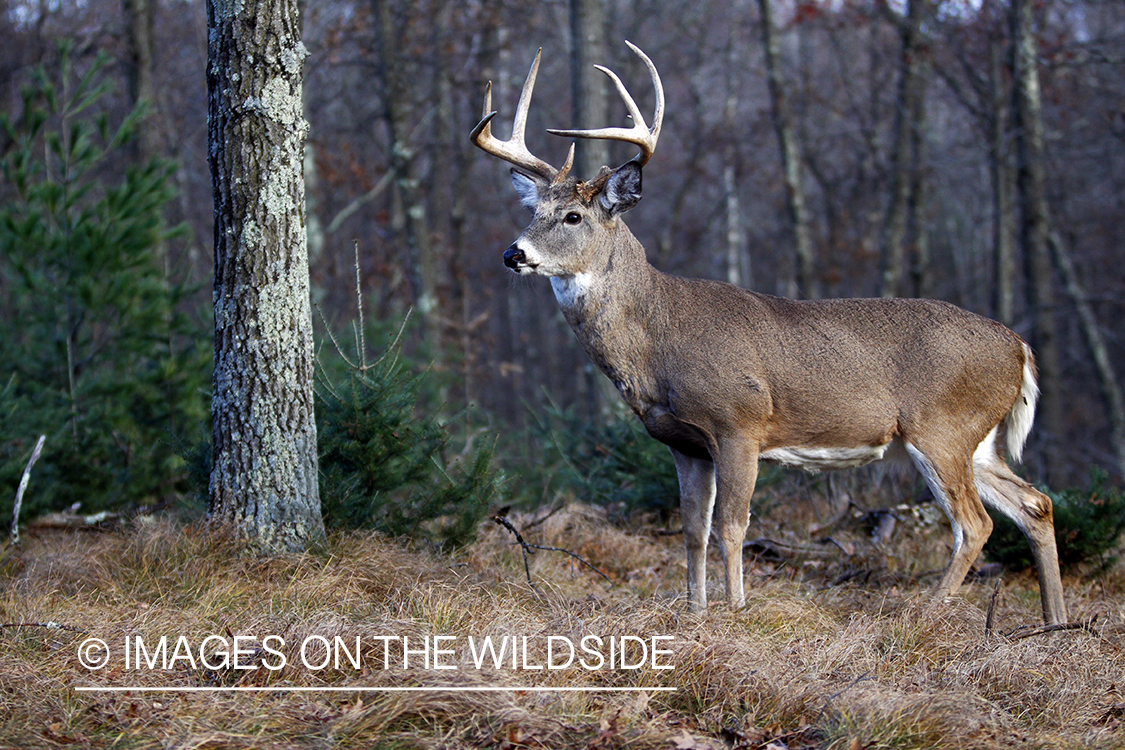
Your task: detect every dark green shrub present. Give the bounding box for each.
[0,45,208,522]
[314,320,501,548]
[986,468,1125,572]
[523,401,680,517]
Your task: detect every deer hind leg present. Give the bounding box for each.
[671,449,716,612]
[971,429,1067,624]
[711,437,759,609]
[905,440,993,604]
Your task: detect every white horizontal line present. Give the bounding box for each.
[75,685,676,693]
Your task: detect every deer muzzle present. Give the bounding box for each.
[503,244,527,271]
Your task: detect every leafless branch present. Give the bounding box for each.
[1005,615,1099,641]
[0,621,86,633]
[985,577,1003,636]
[492,514,613,598]
[10,435,46,546]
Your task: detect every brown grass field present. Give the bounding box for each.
[1,498,1123,750]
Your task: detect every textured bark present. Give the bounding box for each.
[570,0,609,180]
[207,0,325,552]
[724,2,749,289]
[880,0,931,299]
[373,0,439,339]
[758,0,817,299]
[907,54,931,300]
[1050,231,1125,479]
[1011,0,1063,477]
[989,38,1017,325]
[122,0,162,159]
[570,0,616,418]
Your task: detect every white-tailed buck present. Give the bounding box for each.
[471,43,1067,624]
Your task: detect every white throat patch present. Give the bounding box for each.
[550,273,594,308]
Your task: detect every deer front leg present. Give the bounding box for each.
[712,437,759,609]
[671,449,716,612]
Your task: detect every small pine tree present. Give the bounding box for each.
[315,318,501,548]
[0,44,208,521]
[526,402,680,518]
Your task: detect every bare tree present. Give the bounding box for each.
[724,0,750,288]
[879,0,932,299]
[207,0,324,552]
[1010,0,1063,477]
[570,0,609,180]
[373,0,441,342]
[757,0,817,299]
[570,0,619,417]
[121,0,161,159]
[988,23,1017,325]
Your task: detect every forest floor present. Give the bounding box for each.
[1,497,1123,750]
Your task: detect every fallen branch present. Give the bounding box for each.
[985,577,1003,636]
[808,494,854,536]
[10,435,45,546]
[28,509,123,531]
[743,536,841,560]
[492,515,613,597]
[0,621,87,633]
[1005,615,1099,641]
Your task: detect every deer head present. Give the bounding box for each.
[470,42,664,279]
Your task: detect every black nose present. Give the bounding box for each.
[503,245,525,269]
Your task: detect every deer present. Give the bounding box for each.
[470,42,1067,625]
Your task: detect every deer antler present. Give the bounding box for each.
[470,49,574,184]
[547,41,664,167]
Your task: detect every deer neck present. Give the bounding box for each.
[548,227,659,405]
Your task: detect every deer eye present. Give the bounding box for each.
[564,212,582,225]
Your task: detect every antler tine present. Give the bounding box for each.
[546,41,664,167]
[470,49,560,181]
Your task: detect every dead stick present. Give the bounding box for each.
[10,435,45,546]
[1,621,86,633]
[493,515,613,591]
[985,577,1003,636]
[1005,615,1099,641]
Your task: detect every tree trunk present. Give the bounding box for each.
[569,0,617,418]
[570,0,609,180]
[1050,231,1125,479]
[1011,0,1063,479]
[880,0,930,299]
[907,44,932,300]
[724,1,749,289]
[207,0,324,553]
[373,0,440,342]
[122,0,162,160]
[989,37,1017,325]
[757,0,816,299]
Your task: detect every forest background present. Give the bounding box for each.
[0,0,1123,529]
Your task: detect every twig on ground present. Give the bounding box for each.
[1,621,86,633]
[985,577,1003,636]
[492,515,613,598]
[809,495,854,536]
[1005,615,1099,641]
[10,435,46,546]
[520,504,563,531]
[814,670,875,726]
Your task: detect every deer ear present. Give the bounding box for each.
[600,161,642,216]
[510,169,544,210]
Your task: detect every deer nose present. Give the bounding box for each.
[503,244,525,269]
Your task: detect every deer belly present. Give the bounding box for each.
[760,443,889,471]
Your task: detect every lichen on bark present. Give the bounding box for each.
[207,0,324,553]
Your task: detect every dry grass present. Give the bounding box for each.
[1,503,1123,750]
